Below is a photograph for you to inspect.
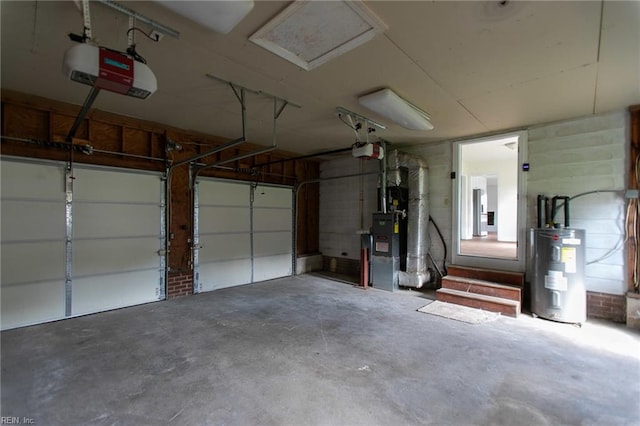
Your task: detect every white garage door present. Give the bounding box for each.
[1,158,165,330]
[72,167,165,316]
[195,179,293,293]
[1,159,67,330]
[253,185,294,282]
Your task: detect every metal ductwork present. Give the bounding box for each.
[387,150,430,288]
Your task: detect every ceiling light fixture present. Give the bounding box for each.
[358,89,433,131]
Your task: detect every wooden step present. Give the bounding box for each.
[436,288,520,318]
[442,275,521,303]
[447,265,524,287]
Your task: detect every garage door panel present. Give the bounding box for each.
[74,203,160,238]
[1,201,65,241]
[1,159,67,330]
[1,160,65,199]
[199,233,250,262]
[74,169,160,203]
[1,159,163,330]
[199,206,250,233]
[253,187,291,207]
[74,238,159,277]
[253,208,292,232]
[196,179,292,292]
[199,259,252,291]
[72,270,160,316]
[1,241,65,285]
[254,232,292,257]
[254,255,292,282]
[198,181,249,206]
[1,280,65,330]
[72,166,163,316]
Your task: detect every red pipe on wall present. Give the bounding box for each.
[360,247,369,289]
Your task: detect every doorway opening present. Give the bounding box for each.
[452,132,527,272]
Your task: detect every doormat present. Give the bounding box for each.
[417,301,500,324]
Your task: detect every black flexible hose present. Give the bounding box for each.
[429,215,447,276]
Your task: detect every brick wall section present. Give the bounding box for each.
[587,291,626,322]
[167,272,193,298]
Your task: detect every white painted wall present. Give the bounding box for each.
[319,110,628,297]
[487,182,498,232]
[468,176,487,237]
[465,158,518,241]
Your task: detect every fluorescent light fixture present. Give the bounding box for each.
[156,0,254,34]
[358,89,433,131]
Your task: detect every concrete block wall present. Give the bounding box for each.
[527,111,627,297]
[296,254,323,274]
[528,111,628,321]
[319,156,379,275]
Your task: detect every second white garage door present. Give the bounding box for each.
[194,179,293,293]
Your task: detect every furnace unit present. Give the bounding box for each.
[370,212,400,292]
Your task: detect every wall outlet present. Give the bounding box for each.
[625,189,639,199]
[150,30,163,42]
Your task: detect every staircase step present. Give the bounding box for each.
[447,265,524,287]
[442,275,521,303]
[436,288,520,318]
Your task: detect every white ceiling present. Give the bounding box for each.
[1,1,639,156]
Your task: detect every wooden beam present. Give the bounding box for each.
[628,105,639,293]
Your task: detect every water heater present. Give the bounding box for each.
[531,195,586,324]
[531,228,586,324]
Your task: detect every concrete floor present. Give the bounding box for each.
[2,274,639,425]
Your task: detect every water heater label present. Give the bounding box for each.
[545,270,568,291]
[562,238,581,245]
[561,247,577,274]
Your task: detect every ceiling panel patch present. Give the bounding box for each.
[250,0,386,71]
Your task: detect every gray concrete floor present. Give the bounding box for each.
[2,274,639,426]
